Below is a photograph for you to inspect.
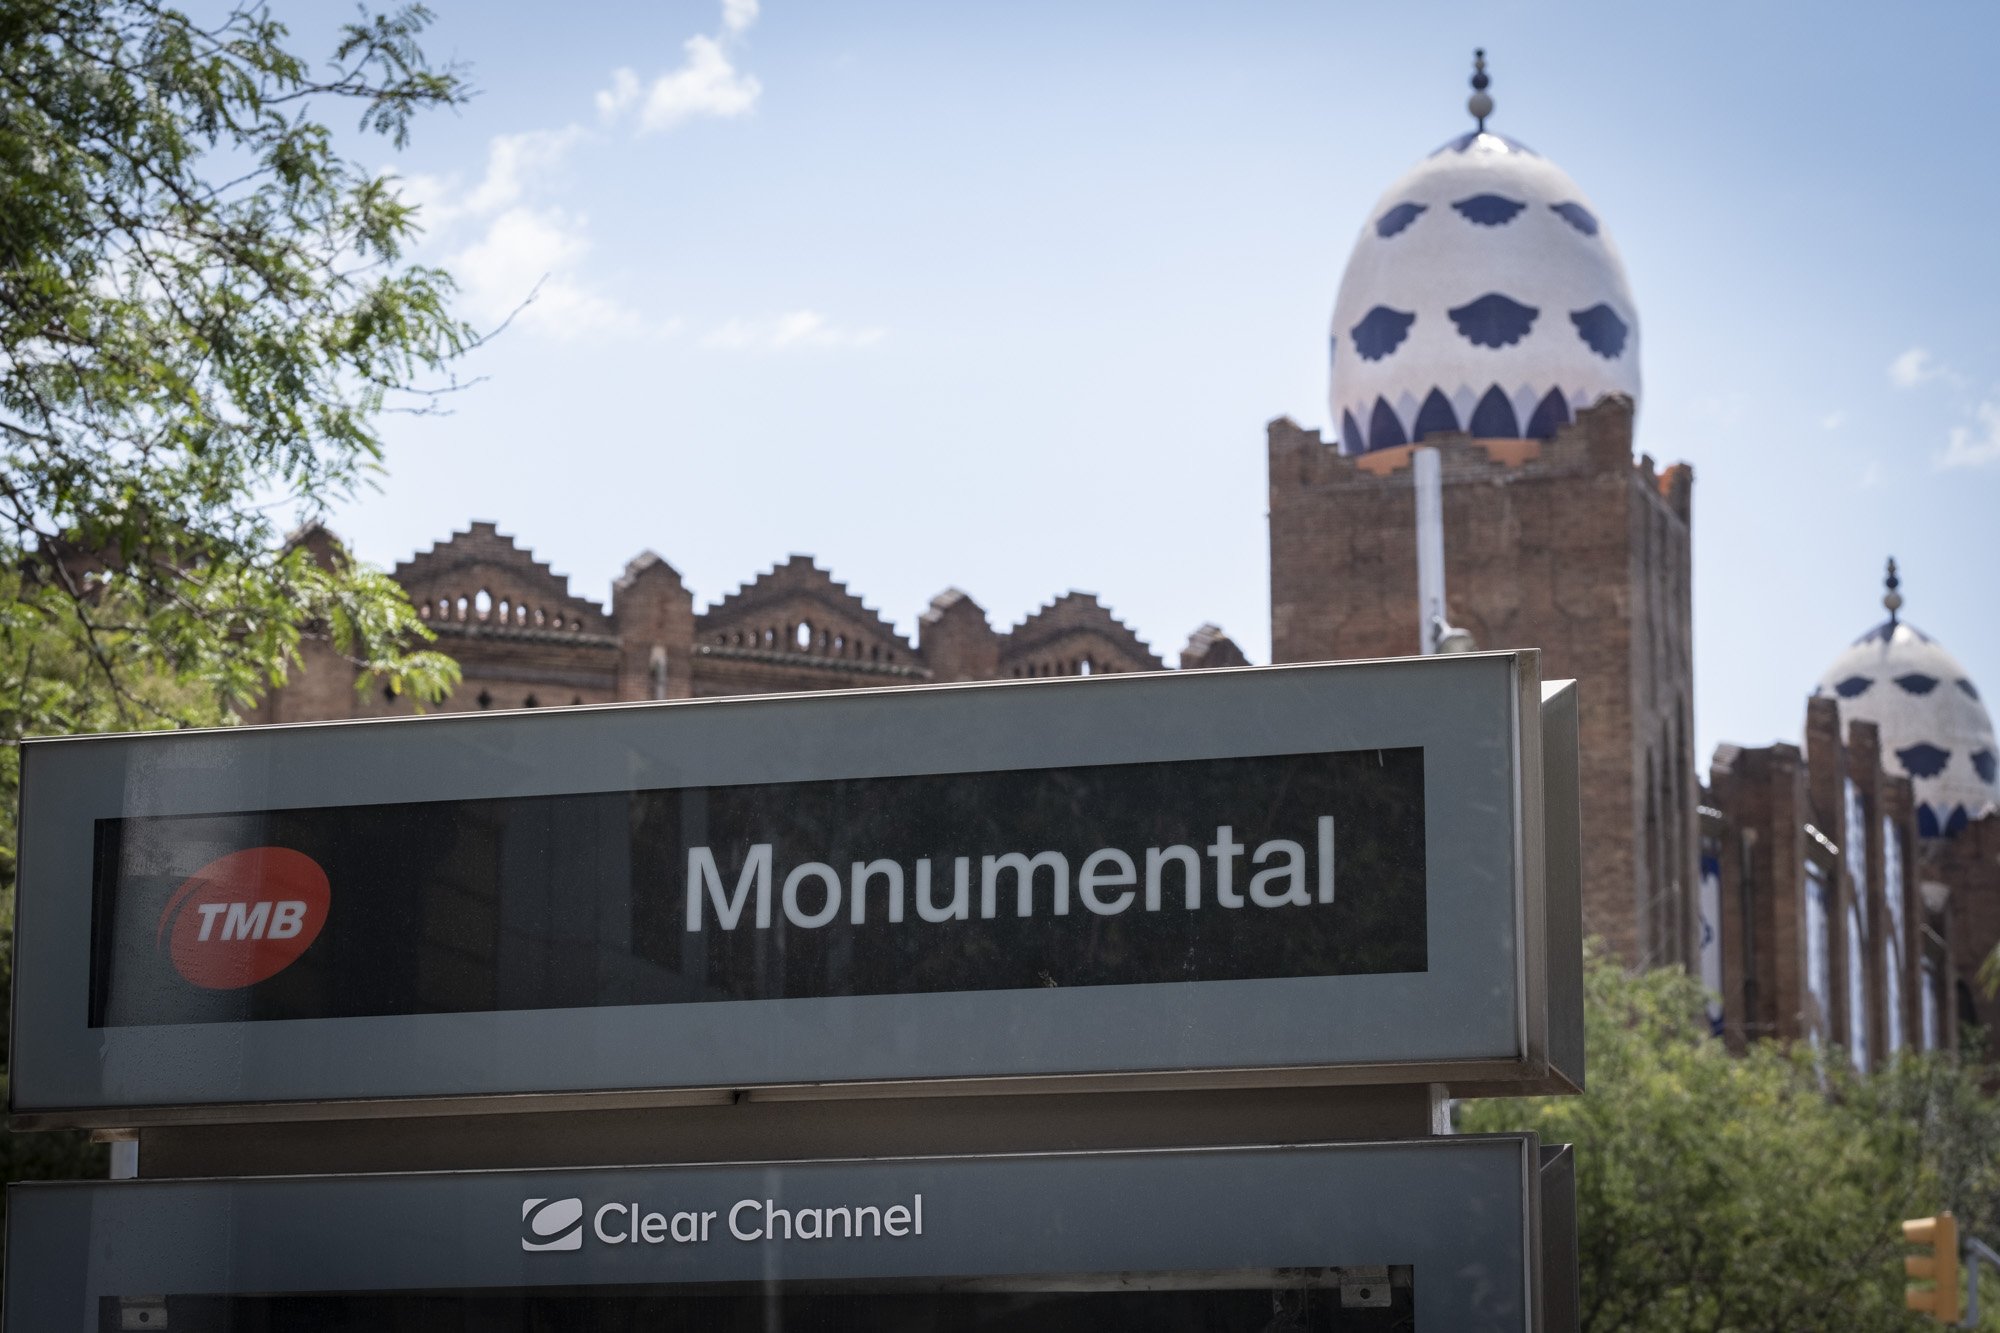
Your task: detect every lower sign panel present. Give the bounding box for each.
[116,1276,1415,1330]
[7,1138,1554,1332]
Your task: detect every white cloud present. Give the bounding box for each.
[597,0,762,135]
[465,128,584,217]
[395,129,655,341]
[394,0,769,339]
[1889,347,1948,389]
[599,36,760,133]
[396,127,582,232]
[450,207,650,340]
[700,310,886,351]
[1939,401,2000,469]
[594,68,642,122]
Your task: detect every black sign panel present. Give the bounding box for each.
[92,747,1426,1028]
[103,1278,1414,1332]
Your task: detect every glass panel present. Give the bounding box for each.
[1882,818,1905,945]
[93,750,1427,1029]
[1843,780,1869,910]
[1922,957,1941,1051]
[1698,849,1723,1035]
[1805,862,1831,1047]
[1882,817,1905,1057]
[1846,898,1869,1071]
[102,1272,1419,1332]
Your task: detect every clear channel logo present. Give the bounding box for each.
[521,1197,585,1251]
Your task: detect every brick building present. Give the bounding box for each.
[1704,704,1956,1061]
[1269,400,1692,969]
[1698,573,2000,1066]
[251,522,1248,727]
[259,60,1999,1055]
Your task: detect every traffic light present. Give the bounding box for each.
[1903,1211,1961,1324]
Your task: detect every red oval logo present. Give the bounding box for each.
[155,848,331,989]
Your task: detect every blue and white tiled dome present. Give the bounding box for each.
[1328,92,1640,455]
[1814,569,1999,839]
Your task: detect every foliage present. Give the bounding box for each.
[1462,949,2000,1332]
[1,0,472,1242]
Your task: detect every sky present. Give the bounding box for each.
[311,0,2000,774]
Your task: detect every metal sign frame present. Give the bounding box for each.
[4,1136,1561,1332]
[10,652,1579,1129]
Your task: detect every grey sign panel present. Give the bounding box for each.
[4,1137,1557,1332]
[11,653,1576,1126]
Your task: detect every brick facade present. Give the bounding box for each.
[1268,395,1696,969]
[253,523,1227,726]
[1932,810,2000,1037]
[1706,707,1962,1065]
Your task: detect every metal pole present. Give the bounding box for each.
[1963,1234,2000,1327]
[1414,446,1444,655]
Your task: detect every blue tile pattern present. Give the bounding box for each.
[1452,194,1526,226]
[1376,202,1428,238]
[1468,385,1520,437]
[1351,306,1416,361]
[1524,387,1571,439]
[1897,742,1952,779]
[1570,304,1629,359]
[1448,294,1539,349]
[1834,675,1874,699]
[1368,397,1408,450]
[1413,388,1460,439]
[1549,201,1599,235]
[1895,673,1940,695]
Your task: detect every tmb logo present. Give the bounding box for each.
[522,1197,585,1251]
[155,847,330,989]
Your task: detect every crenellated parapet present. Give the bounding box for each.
[1180,624,1251,671]
[1000,591,1164,678]
[262,526,1241,725]
[398,521,613,640]
[1269,395,1685,528]
[697,555,920,677]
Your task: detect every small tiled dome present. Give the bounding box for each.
[1328,56,1640,455]
[1815,563,1999,838]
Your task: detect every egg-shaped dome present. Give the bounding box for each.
[1329,126,1641,455]
[1815,578,1999,838]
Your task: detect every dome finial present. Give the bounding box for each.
[1883,556,1903,626]
[1468,48,1493,132]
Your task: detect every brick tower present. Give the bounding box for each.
[1269,59,1696,967]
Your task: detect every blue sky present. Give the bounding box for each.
[323,1,2000,772]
